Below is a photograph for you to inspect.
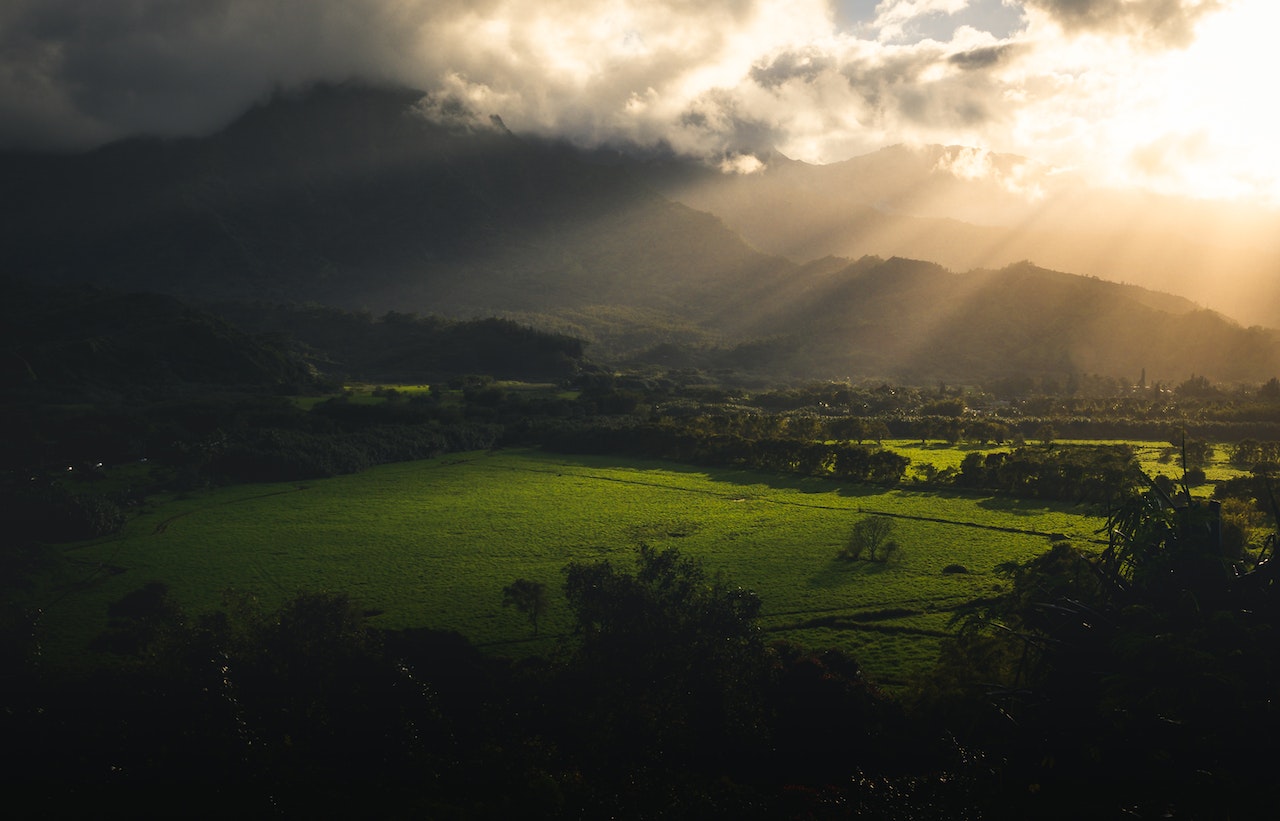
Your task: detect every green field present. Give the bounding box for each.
[885,438,1245,495]
[47,449,1110,686]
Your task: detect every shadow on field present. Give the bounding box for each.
[808,558,893,589]
[543,454,863,498]
[976,496,1087,518]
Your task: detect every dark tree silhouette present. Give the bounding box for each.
[940,477,1280,817]
[558,545,769,775]
[501,578,549,636]
[838,516,900,562]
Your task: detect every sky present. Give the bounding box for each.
[2,0,1277,206]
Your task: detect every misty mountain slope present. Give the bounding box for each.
[3,82,1278,386]
[737,258,1280,384]
[0,82,793,320]
[652,144,1280,328]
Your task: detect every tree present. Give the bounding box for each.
[1178,436,1211,471]
[559,545,768,773]
[838,516,900,562]
[1175,373,1215,398]
[502,578,549,636]
[941,481,1280,816]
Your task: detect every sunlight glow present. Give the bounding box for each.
[1135,0,1280,204]
[1029,0,1280,205]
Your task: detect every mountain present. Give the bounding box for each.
[0,82,785,322]
[3,82,1278,386]
[208,302,587,383]
[650,144,1280,329]
[727,257,1279,384]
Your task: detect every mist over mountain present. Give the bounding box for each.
[3,82,1278,386]
[650,143,1280,329]
[727,257,1278,385]
[0,83,782,317]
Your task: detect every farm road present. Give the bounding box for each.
[476,459,1106,545]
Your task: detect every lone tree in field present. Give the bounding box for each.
[502,578,549,636]
[838,516,900,562]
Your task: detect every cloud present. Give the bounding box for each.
[750,48,837,89]
[0,0,458,149]
[719,152,767,174]
[872,0,972,41]
[0,0,1036,174]
[949,43,1020,69]
[1022,0,1226,48]
[933,145,1048,198]
[0,0,1268,204]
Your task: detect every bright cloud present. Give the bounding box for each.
[872,0,972,41]
[0,0,1274,203]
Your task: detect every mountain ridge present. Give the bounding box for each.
[649,140,1280,329]
[2,81,1276,386]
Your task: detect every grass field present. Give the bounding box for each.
[884,439,1245,494]
[42,448,1114,687]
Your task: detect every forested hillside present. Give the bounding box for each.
[729,258,1280,384]
[3,82,1278,385]
[0,280,317,400]
[651,143,1280,329]
[0,83,786,320]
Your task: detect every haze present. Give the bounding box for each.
[3,0,1279,323]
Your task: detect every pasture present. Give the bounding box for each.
[48,449,1110,686]
[887,438,1244,494]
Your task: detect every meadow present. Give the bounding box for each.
[893,438,1242,490]
[47,447,1112,686]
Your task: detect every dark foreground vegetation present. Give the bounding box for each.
[8,82,1280,816]
[8,284,1280,816]
[5,488,1280,818]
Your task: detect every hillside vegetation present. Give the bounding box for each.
[3,83,1278,385]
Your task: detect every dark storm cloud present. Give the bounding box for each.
[0,0,476,149]
[749,49,836,89]
[837,46,1007,130]
[0,0,819,153]
[1024,0,1226,47]
[949,43,1019,70]
[677,88,785,157]
[0,0,1251,199]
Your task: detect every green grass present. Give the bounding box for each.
[42,449,1109,687]
[886,438,1249,497]
[882,440,1008,475]
[1103,440,1247,491]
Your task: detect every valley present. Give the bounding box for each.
[6,80,1280,819]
